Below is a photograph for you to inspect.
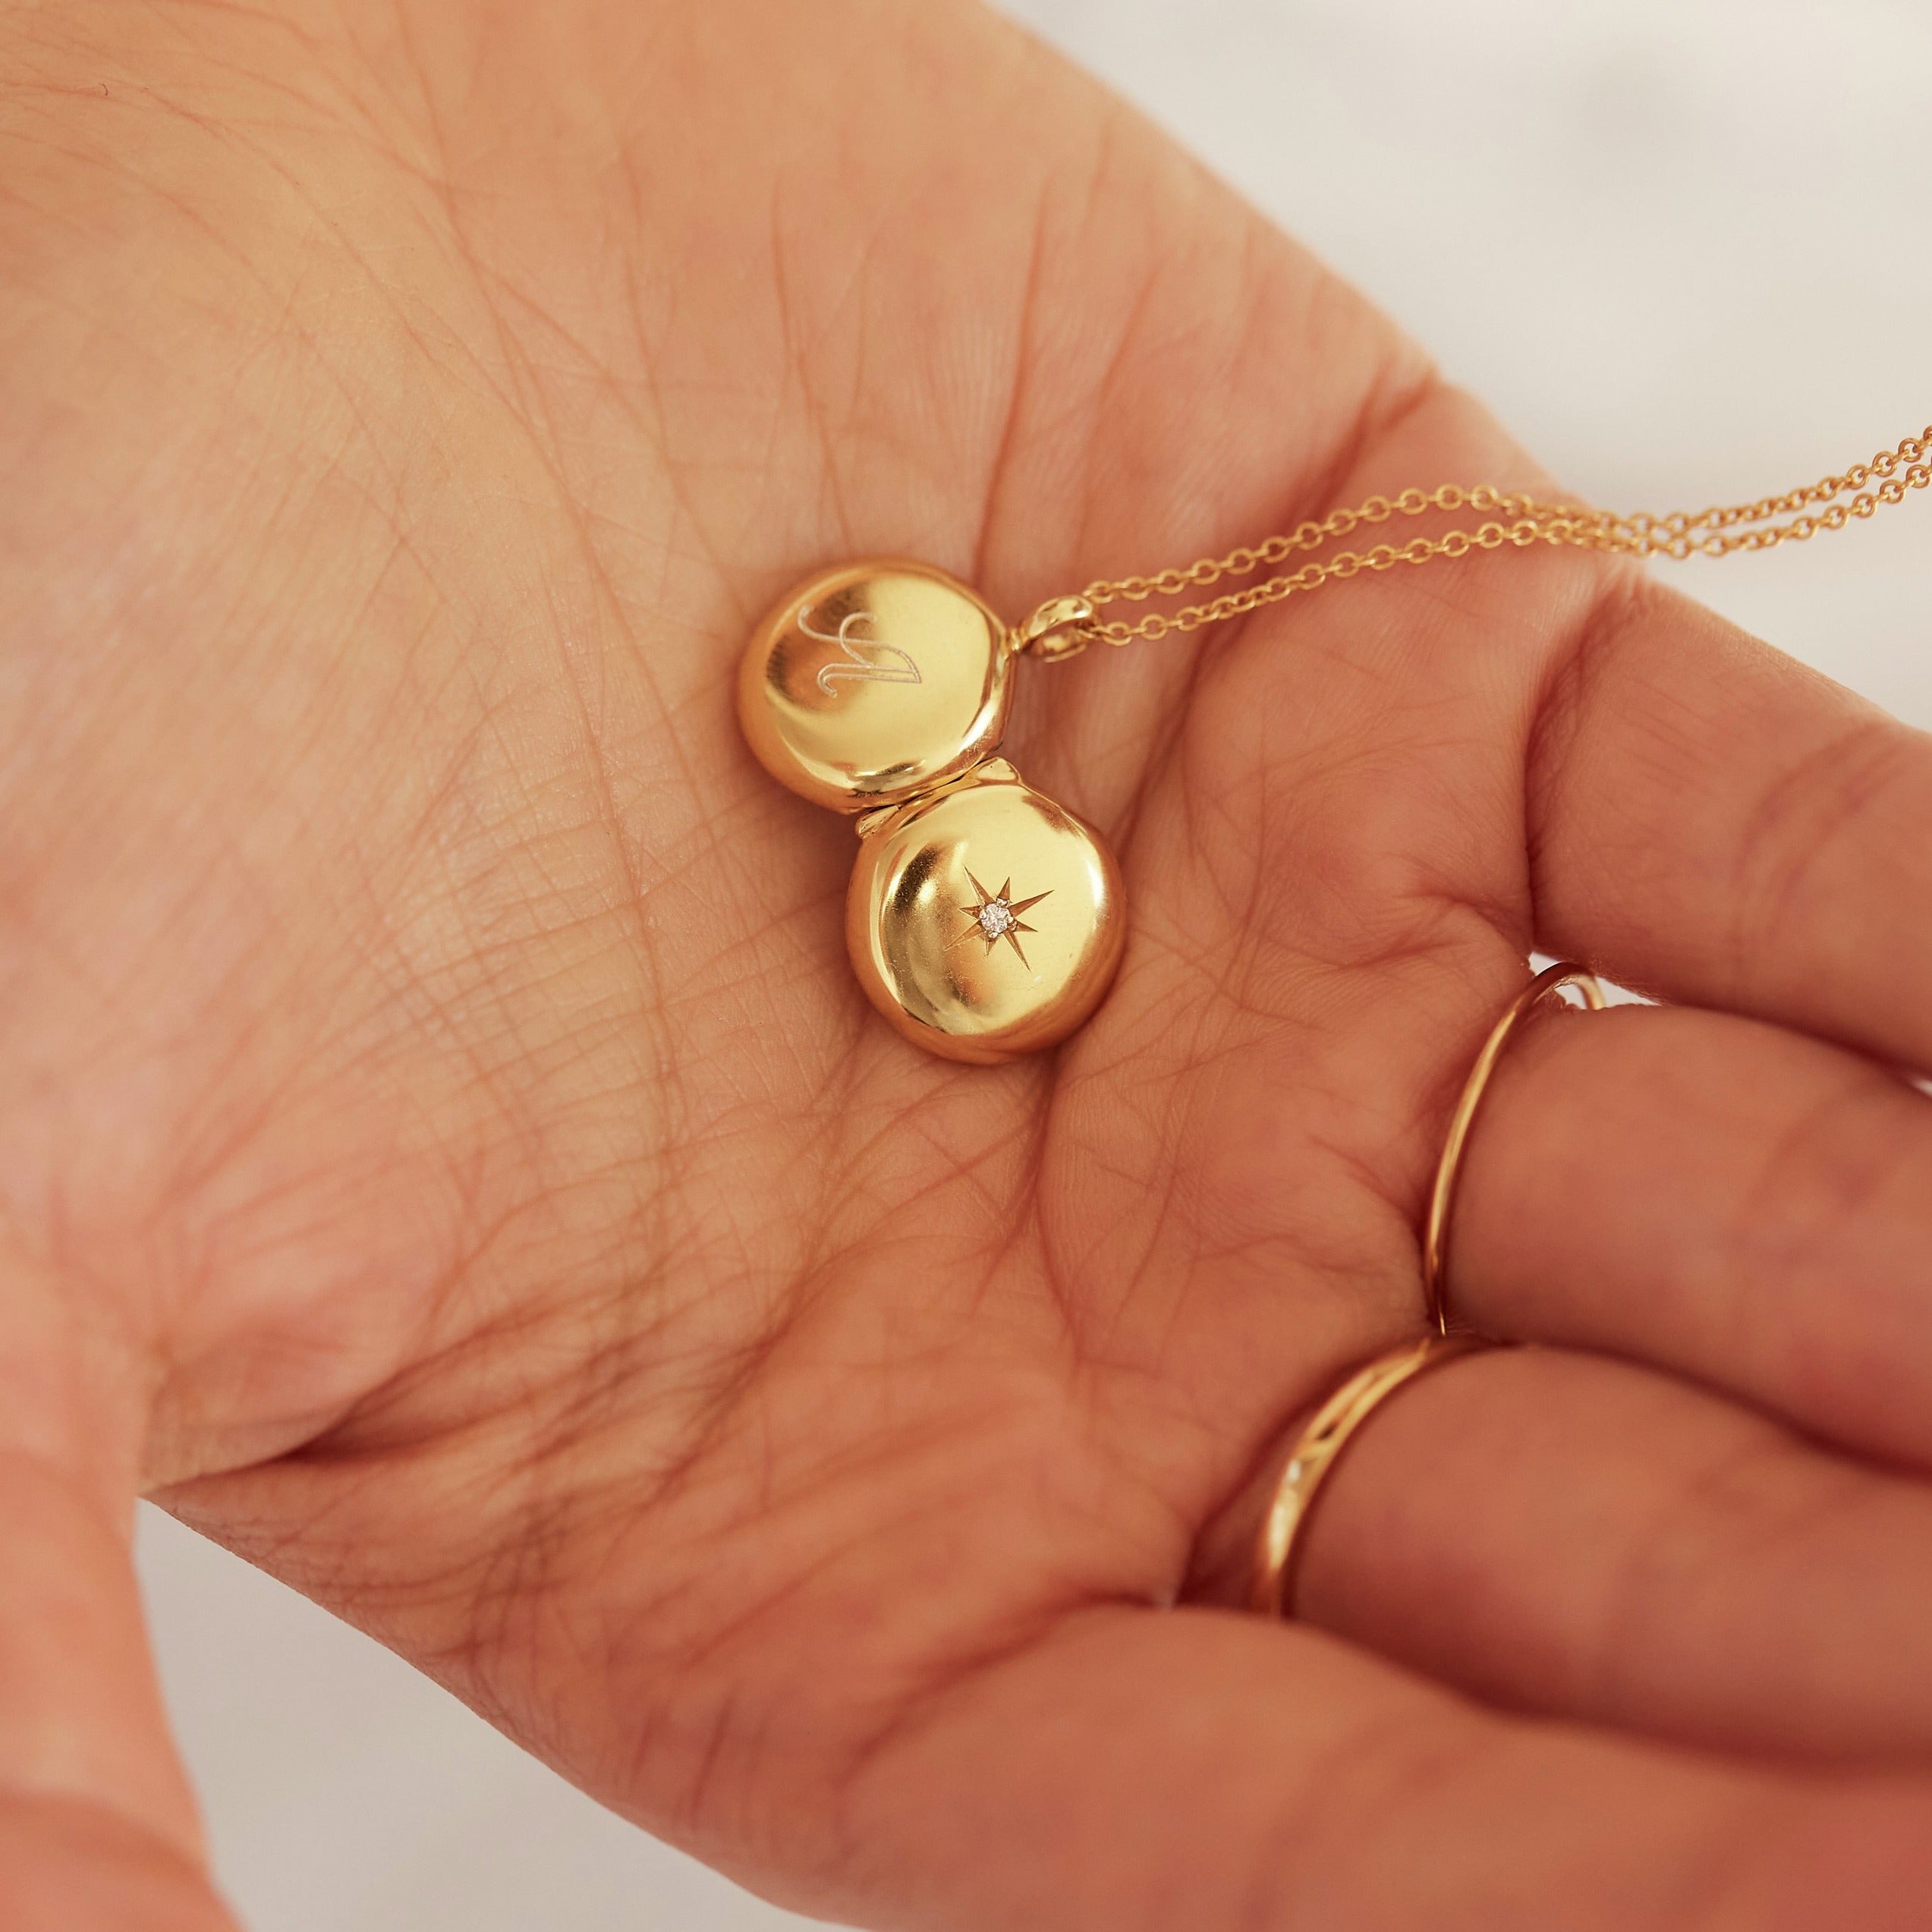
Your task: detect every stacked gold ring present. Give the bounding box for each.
[1250,961,1606,1619]
[1422,961,1606,1333]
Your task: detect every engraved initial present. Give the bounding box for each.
[802,605,924,695]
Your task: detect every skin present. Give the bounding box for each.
[3,1,1932,1926]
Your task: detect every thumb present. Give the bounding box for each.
[0,1246,235,1930]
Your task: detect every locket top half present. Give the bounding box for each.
[737,559,1013,814]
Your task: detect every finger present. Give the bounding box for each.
[0,1244,228,1929]
[1445,999,1932,1467]
[0,1452,234,1931]
[0,1795,234,1932]
[0,1454,194,1849]
[847,1603,1932,1932]
[1529,577,1932,1074]
[1224,1342,1932,1765]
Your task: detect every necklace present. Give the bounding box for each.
[738,425,1931,1063]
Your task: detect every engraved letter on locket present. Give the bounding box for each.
[803,605,924,695]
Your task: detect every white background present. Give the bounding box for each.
[137,3,1931,1928]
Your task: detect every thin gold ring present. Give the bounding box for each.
[1422,961,1605,1334]
[1249,1334,1493,1618]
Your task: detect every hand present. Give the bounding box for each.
[5,3,1932,1927]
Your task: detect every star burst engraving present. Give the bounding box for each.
[953,870,1051,968]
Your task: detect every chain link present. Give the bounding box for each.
[1015,425,1932,655]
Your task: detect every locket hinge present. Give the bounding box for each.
[852,756,1019,841]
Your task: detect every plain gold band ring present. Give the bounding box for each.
[1249,1334,1493,1618]
[1422,960,1606,1334]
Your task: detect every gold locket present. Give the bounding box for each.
[737,561,1124,1064]
[735,428,1930,1062]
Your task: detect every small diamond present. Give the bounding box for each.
[955,870,1051,967]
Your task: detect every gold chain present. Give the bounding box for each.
[1012,423,1932,659]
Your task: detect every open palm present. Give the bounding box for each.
[5,2,1932,1927]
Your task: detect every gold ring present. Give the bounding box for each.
[1249,1334,1493,1618]
[1422,961,1605,1334]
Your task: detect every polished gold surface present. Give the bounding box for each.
[1012,423,1932,652]
[1424,961,1606,1334]
[847,766,1124,1064]
[1250,1335,1494,1620]
[736,561,1126,1063]
[738,559,1012,813]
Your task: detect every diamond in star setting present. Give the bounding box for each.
[955,870,1051,967]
